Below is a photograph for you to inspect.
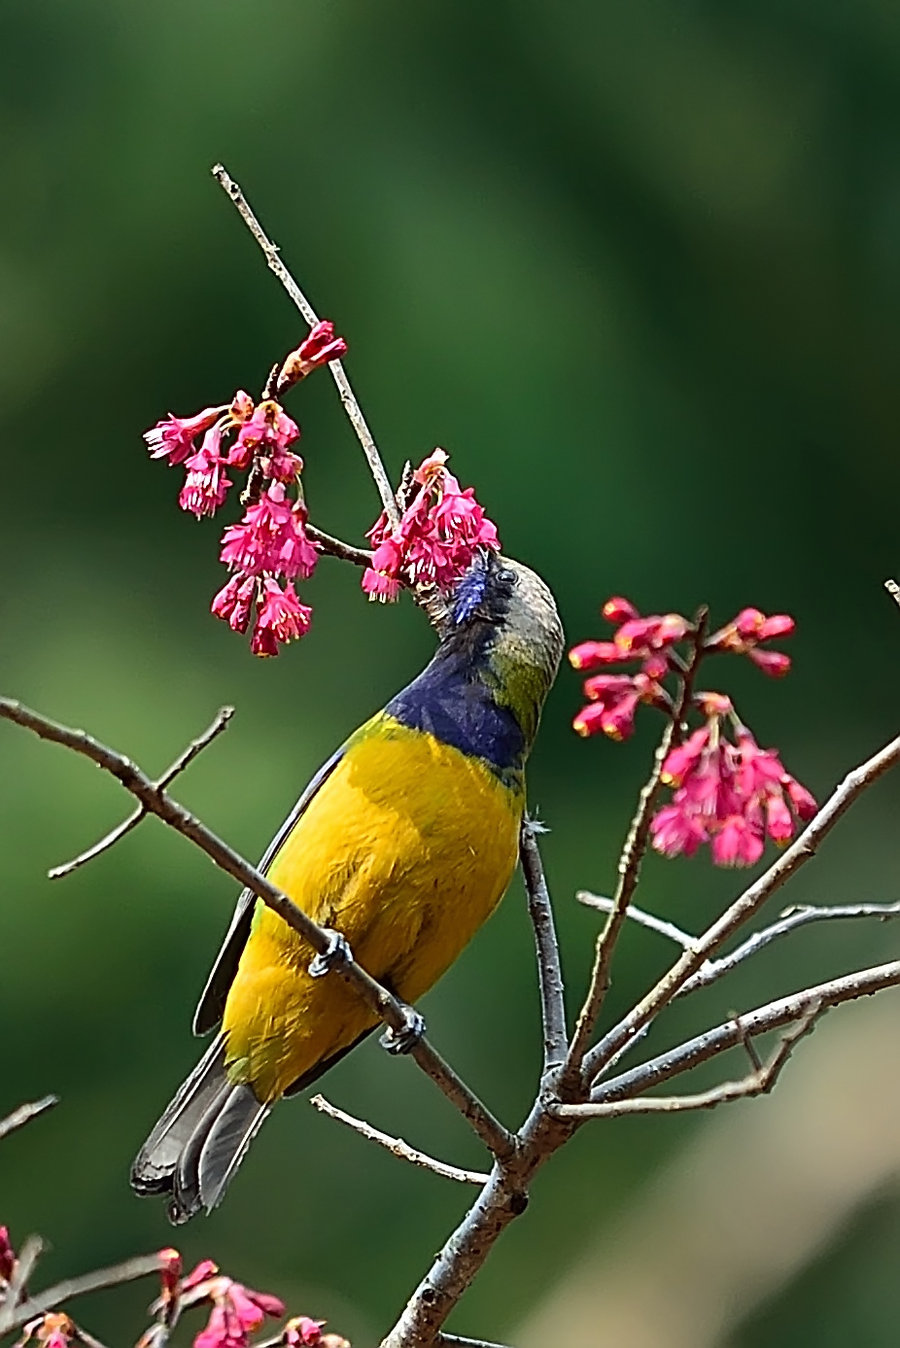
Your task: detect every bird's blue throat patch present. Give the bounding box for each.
[385,639,525,784]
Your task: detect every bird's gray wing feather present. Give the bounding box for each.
[192,744,347,1035]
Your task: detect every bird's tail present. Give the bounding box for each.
[131,1034,271,1224]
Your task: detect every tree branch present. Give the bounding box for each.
[0,697,515,1163]
[519,820,567,1072]
[592,959,900,1105]
[211,163,400,534]
[309,1095,490,1186]
[48,708,234,879]
[0,1096,58,1143]
[305,524,372,569]
[583,731,900,1086]
[679,899,900,994]
[577,893,900,998]
[577,892,695,949]
[4,1255,162,1334]
[553,1002,822,1118]
[561,613,707,1091]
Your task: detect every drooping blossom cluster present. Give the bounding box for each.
[137,1247,348,1348]
[570,596,816,866]
[144,322,346,655]
[362,449,500,602]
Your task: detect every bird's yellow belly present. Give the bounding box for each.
[221,717,523,1101]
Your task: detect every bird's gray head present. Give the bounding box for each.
[449,550,565,743]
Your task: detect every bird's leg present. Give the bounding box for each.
[380,1003,427,1055]
[308,928,353,978]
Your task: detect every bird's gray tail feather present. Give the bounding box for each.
[131,1034,271,1224]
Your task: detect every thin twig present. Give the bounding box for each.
[561,612,707,1092]
[305,524,372,569]
[680,899,900,994]
[4,1255,163,1333]
[211,163,400,533]
[439,1336,515,1348]
[519,819,568,1072]
[0,697,514,1162]
[577,892,696,949]
[0,1095,58,1142]
[583,731,900,1086]
[0,1238,44,1333]
[310,1095,490,1186]
[592,959,900,1105]
[48,708,234,880]
[554,1002,823,1119]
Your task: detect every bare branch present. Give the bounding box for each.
[305,524,372,569]
[310,1095,490,1186]
[0,697,514,1162]
[680,899,900,994]
[577,892,696,950]
[578,893,900,1002]
[561,613,707,1090]
[211,163,400,533]
[4,1255,161,1334]
[48,708,234,880]
[519,819,567,1072]
[593,959,900,1105]
[0,1095,58,1142]
[584,731,900,1086]
[439,1336,515,1348]
[554,1002,822,1119]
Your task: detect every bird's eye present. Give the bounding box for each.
[498,567,518,586]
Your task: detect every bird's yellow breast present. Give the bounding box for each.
[222,716,523,1101]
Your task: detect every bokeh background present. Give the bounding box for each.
[2,2,899,1344]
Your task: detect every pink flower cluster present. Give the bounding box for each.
[144,322,346,656]
[363,449,500,601]
[0,1225,13,1284]
[570,596,817,867]
[652,696,817,866]
[146,1248,347,1348]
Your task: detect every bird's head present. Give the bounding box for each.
[448,550,564,744]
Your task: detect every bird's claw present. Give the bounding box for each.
[380,1004,426,1055]
[308,928,352,978]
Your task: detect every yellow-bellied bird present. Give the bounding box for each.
[132,551,563,1222]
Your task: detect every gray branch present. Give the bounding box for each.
[519,819,568,1072]
[310,1095,490,1185]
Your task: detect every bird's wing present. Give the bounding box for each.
[192,744,347,1036]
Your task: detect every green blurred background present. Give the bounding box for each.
[2,1,899,1344]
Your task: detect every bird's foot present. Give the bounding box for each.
[308,928,352,978]
[380,1003,426,1055]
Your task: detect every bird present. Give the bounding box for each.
[131,550,563,1222]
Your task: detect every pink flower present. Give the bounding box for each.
[193,1279,285,1348]
[660,727,709,786]
[229,401,300,471]
[748,649,792,677]
[601,596,639,623]
[211,574,256,633]
[362,451,500,602]
[220,486,318,581]
[144,406,227,465]
[157,1247,183,1302]
[710,606,796,676]
[711,812,765,867]
[251,579,312,655]
[17,1314,75,1348]
[650,802,709,857]
[784,773,817,821]
[284,1319,325,1348]
[765,791,795,844]
[279,321,348,388]
[178,426,232,518]
[568,641,621,671]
